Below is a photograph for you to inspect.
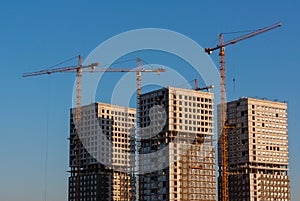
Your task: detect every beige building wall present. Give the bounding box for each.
[69,102,136,201]
[139,87,216,201]
[220,97,290,201]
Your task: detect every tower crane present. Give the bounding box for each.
[23,55,165,201]
[204,22,282,201]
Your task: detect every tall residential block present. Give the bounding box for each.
[68,102,136,201]
[138,87,217,201]
[218,97,290,201]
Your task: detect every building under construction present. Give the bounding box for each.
[68,103,136,201]
[218,97,290,201]
[138,87,216,201]
[68,87,217,201]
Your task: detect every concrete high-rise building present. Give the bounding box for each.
[68,102,136,201]
[138,87,217,201]
[218,97,290,201]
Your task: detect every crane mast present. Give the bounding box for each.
[75,56,82,201]
[23,56,165,201]
[205,22,282,201]
[219,34,229,201]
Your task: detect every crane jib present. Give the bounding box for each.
[205,22,282,53]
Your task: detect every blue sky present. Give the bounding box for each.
[1,1,299,201]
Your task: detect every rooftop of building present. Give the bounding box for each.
[141,86,214,97]
[228,96,287,105]
[70,101,136,112]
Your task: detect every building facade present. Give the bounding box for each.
[138,87,217,201]
[219,97,290,201]
[68,102,136,201]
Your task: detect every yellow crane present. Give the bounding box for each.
[204,22,282,201]
[23,55,165,201]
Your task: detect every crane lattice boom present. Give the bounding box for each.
[23,63,165,77]
[205,22,282,54]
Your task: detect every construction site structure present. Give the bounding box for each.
[221,97,290,201]
[69,103,136,201]
[23,56,165,201]
[138,86,216,201]
[204,22,282,201]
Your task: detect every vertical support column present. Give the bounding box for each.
[75,55,82,201]
[136,57,142,201]
[219,34,229,201]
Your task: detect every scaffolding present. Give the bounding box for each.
[176,134,216,201]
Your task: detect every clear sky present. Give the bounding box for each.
[1,1,299,201]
